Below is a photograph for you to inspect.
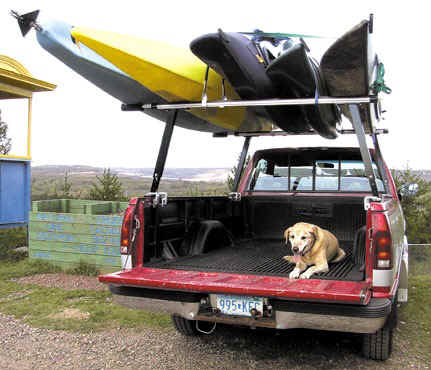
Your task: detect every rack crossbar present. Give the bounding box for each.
[137,96,377,111]
[213,128,388,137]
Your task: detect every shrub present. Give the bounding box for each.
[0,227,27,261]
[66,260,100,277]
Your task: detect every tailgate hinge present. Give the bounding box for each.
[364,196,381,211]
[146,192,168,208]
[228,192,241,201]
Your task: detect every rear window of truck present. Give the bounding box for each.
[249,158,385,192]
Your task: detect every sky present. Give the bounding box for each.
[0,1,428,170]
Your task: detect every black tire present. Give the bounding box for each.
[362,326,393,361]
[171,315,199,336]
[362,294,397,360]
[171,315,217,336]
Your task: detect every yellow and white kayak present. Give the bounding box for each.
[71,27,273,132]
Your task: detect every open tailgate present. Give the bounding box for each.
[100,267,371,305]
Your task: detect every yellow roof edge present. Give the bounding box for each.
[0,67,56,92]
[0,55,31,76]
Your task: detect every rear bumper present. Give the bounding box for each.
[109,285,390,334]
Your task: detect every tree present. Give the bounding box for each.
[0,109,12,155]
[59,171,72,198]
[88,168,126,201]
[392,166,431,244]
[227,154,251,192]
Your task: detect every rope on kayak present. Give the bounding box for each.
[371,63,392,94]
[241,30,327,40]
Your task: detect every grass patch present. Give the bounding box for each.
[0,259,61,280]
[0,259,170,332]
[399,274,431,363]
[65,260,100,277]
[0,227,27,261]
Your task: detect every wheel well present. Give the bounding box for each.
[180,220,234,256]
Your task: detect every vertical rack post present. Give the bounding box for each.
[349,104,379,197]
[150,110,178,193]
[371,133,390,193]
[233,136,251,192]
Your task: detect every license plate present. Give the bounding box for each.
[216,295,263,317]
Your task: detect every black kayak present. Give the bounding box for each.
[266,43,339,139]
[190,30,308,134]
[321,19,380,133]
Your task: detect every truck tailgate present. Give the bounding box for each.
[100,267,371,305]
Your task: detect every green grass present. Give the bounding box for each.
[65,260,101,277]
[0,227,27,261]
[0,259,170,332]
[399,274,431,363]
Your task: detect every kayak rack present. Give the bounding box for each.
[123,95,377,111]
[217,128,388,137]
[141,97,388,201]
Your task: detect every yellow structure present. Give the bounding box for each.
[0,55,56,160]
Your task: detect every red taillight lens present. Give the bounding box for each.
[373,214,392,270]
[120,205,135,255]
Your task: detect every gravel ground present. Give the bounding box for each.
[0,274,428,369]
[14,274,107,291]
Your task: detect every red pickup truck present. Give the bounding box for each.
[99,143,408,361]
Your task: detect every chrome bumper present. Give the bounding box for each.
[110,286,391,334]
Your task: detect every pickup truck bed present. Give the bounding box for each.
[147,239,364,281]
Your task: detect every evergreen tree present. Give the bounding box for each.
[88,168,126,201]
[392,166,431,244]
[227,154,251,192]
[0,109,11,155]
[60,171,72,198]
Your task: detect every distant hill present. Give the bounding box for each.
[31,165,231,200]
[32,165,230,183]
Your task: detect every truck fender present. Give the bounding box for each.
[180,220,234,256]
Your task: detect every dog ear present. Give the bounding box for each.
[284,227,292,243]
[311,225,319,240]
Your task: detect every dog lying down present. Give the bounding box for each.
[283,222,345,279]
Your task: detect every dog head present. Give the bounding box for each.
[284,223,318,256]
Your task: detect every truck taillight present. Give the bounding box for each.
[120,205,135,255]
[373,213,392,270]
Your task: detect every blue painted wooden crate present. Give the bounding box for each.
[0,159,31,229]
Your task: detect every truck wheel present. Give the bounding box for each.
[362,296,397,360]
[362,326,393,361]
[171,315,216,336]
[171,315,199,336]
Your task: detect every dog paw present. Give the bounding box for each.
[283,256,293,263]
[299,271,313,279]
[289,270,300,279]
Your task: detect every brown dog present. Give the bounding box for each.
[283,222,345,279]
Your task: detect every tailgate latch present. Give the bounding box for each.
[146,192,168,208]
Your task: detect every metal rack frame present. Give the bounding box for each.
[142,95,386,199]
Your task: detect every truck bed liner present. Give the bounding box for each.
[147,240,364,281]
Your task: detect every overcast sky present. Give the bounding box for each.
[0,1,428,170]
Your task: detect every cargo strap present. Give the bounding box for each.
[371,63,392,94]
[240,30,327,44]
